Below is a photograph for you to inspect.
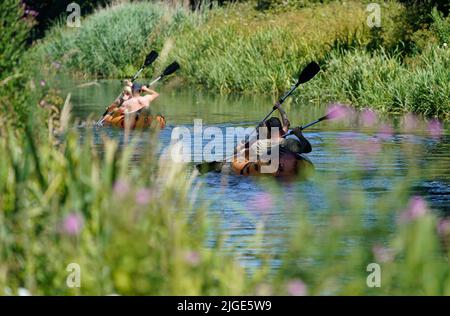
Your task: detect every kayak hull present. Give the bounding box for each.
[229,153,314,178]
[103,113,166,130]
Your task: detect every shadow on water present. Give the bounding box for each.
[65,79,449,268]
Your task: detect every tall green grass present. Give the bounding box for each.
[33,2,202,78]
[298,47,450,119]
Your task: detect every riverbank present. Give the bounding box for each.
[31,1,450,119]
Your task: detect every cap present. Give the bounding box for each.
[131,82,142,92]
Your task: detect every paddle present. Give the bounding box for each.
[255,61,321,129]
[147,61,180,86]
[96,50,159,126]
[284,110,336,135]
[196,61,321,174]
[97,61,180,126]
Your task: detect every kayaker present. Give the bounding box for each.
[236,104,312,158]
[120,83,159,115]
[102,82,133,116]
[232,105,312,176]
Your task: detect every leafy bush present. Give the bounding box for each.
[0,0,33,80]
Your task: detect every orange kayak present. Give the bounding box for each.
[230,153,314,178]
[103,112,166,130]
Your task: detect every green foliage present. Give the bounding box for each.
[0,0,33,80]
[0,0,49,128]
[299,47,450,119]
[23,0,114,40]
[32,2,199,79]
[431,8,450,44]
[256,0,335,11]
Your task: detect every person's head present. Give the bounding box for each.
[123,86,132,98]
[261,117,283,139]
[131,83,142,96]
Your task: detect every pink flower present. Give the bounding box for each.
[360,109,377,127]
[427,119,443,138]
[437,219,450,237]
[286,279,307,296]
[377,124,394,140]
[61,213,84,236]
[52,61,62,70]
[113,180,130,199]
[249,192,274,213]
[327,103,353,121]
[24,9,39,17]
[40,80,46,87]
[184,251,200,266]
[372,245,394,263]
[399,196,429,223]
[401,113,419,132]
[135,188,153,205]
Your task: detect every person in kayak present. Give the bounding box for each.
[233,104,312,175]
[102,81,133,116]
[119,82,159,114]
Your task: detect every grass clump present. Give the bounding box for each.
[33,2,201,78]
[298,47,450,119]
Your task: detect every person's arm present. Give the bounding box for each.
[290,127,312,153]
[274,103,290,133]
[141,86,159,103]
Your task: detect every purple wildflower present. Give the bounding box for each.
[135,188,153,205]
[286,279,307,296]
[327,103,353,121]
[372,245,394,263]
[52,61,62,70]
[61,213,84,236]
[360,109,377,127]
[399,196,429,223]
[113,180,130,199]
[437,219,450,237]
[184,251,201,266]
[427,119,443,138]
[377,124,394,140]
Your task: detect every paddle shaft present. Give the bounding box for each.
[257,82,300,128]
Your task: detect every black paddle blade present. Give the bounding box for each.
[297,61,320,84]
[144,50,158,67]
[162,61,180,77]
[196,161,224,175]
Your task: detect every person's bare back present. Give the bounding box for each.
[122,84,159,114]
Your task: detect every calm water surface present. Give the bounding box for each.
[63,79,450,267]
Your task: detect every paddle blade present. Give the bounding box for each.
[297,61,320,84]
[144,50,158,67]
[162,61,180,77]
[196,161,224,175]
